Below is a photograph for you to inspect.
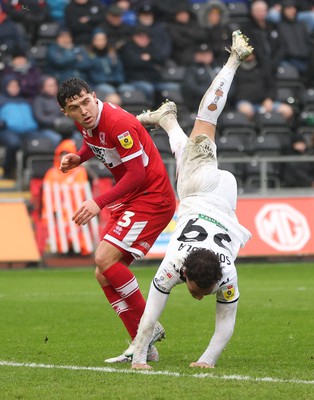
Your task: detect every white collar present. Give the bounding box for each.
[87,99,103,136]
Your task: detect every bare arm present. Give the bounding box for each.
[190,301,238,368]
[132,283,169,368]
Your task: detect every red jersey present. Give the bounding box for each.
[75,101,175,208]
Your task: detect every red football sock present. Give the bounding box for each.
[102,262,146,336]
[102,285,139,339]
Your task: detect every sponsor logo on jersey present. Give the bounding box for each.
[198,214,228,231]
[99,131,106,145]
[222,284,235,301]
[118,131,133,149]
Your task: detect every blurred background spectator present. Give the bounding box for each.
[2,0,50,45]
[277,0,311,76]
[0,76,41,179]
[197,0,233,65]
[2,51,42,101]
[283,132,314,187]
[167,4,207,66]
[32,76,69,146]
[86,28,126,102]
[46,29,92,83]
[0,2,27,66]
[101,4,132,50]
[65,0,107,45]
[232,52,294,122]
[137,3,172,64]
[181,43,220,113]
[113,0,137,25]
[120,25,179,104]
[243,0,285,74]
[46,0,69,26]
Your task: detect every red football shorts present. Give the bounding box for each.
[101,195,176,260]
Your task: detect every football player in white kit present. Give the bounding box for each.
[131,30,253,369]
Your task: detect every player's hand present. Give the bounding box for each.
[60,153,81,173]
[72,200,100,226]
[131,363,152,370]
[189,362,214,369]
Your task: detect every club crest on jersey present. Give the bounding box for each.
[99,132,106,145]
[118,131,133,149]
[222,284,235,301]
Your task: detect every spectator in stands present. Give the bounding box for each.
[46,0,69,26]
[65,0,107,45]
[181,43,220,113]
[114,0,137,25]
[232,52,294,121]
[197,0,233,65]
[137,3,172,64]
[2,51,42,100]
[167,4,207,66]
[277,0,311,76]
[151,0,190,22]
[283,133,314,187]
[243,0,285,74]
[120,25,179,104]
[33,76,70,147]
[46,29,92,83]
[101,4,132,51]
[2,0,50,45]
[86,28,126,102]
[0,76,41,179]
[267,0,314,33]
[0,3,27,64]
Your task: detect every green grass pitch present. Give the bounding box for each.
[0,261,313,399]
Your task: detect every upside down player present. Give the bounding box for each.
[57,77,176,362]
[131,30,253,369]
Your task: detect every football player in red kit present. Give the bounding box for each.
[57,77,176,362]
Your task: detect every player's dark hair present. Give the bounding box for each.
[57,77,92,108]
[182,248,222,289]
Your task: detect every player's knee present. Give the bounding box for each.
[95,267,108,285]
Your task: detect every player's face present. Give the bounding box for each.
[62,90,99,129]
[185,278,215,301]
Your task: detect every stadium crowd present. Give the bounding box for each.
[0,0,313,189]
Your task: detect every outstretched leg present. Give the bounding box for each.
[137,100,187,172]
[190,30,253,143]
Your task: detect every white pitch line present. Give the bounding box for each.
[0,361,313,385]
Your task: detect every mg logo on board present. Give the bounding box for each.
[255,203,310,251]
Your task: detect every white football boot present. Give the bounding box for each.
[226,30,254,62]
[137,99,177,127]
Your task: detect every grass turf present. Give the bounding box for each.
[0,262,313,399]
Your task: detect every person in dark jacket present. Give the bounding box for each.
[0,3,27,62]
[101,4,132,50]
[277,0,311,75]
[181,43,220,113]
[120,25,179,103]
[197,0,233,65]
[232,52,294,121]
[283,133,314,187]
[137,4,172,65]
[2,51,42,100]
[46,29,93,83]
[65,0,107,45]
[167,4,207,66]
[86,28,126,100]
[32,76,67,146]
[2,0,50,45]
[242,0,285,74]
